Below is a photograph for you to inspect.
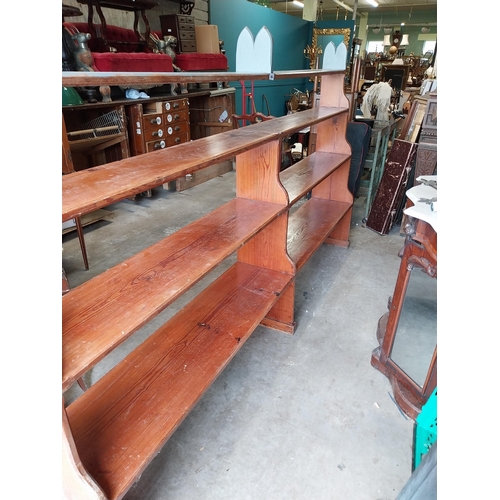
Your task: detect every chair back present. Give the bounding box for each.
[232,112,275,129]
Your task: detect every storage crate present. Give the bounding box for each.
[413,387,437,470]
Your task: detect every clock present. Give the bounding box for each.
[392,31,402,47]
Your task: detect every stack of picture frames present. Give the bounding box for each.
[366,92,436,236]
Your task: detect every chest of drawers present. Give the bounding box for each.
[160,14,197,53]
[127,97,190,155]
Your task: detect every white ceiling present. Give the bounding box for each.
[259,0,437,17]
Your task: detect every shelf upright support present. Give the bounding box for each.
[314,72,353,247]
[236,137,296,333]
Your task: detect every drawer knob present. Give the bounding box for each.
[174,137,181,143]
[154,140,166,149]
[150,117,162,125]
[152,129,164,137]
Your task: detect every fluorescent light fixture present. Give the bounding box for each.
[332,0,354,13]
[293,0,304,7]
[367,0,379,6]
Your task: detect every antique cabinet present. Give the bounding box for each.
[159,14,197,53]
[62,102,130,171]
[126,97,190,155]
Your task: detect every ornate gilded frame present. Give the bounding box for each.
[310,27,351,70]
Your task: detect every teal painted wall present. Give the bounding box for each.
[210,0,354,117]
[210,0,310,116]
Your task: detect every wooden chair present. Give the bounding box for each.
[232,112,295,170]
[62,114,89,270]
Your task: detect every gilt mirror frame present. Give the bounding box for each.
[310,27,351,71]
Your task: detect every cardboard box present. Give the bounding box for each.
[195,25,220,54]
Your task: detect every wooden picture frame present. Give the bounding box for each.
[381,63,410,91]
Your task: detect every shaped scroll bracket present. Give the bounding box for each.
[236,26,273,73]
[322,41,347,71]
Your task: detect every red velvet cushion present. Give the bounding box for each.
[175,53,228,71]
[92,52,173,72]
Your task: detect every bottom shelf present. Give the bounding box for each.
[66,261,293,500]
[287,198,352,269]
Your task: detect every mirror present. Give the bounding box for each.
[370,212,437,419]
[390,266,437,387]
[310,27,351,70]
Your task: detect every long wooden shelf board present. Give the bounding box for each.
[67,133,125,152]
[62,197,285,392]
[280,151,351,205]
[287,198,352,270]
[62,69,345,87]
[62,106,347,222]
[66,261,293,500]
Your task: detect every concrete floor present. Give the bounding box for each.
[62,170,417,500]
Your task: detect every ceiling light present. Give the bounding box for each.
[293,0,304,7]
[421,26,430,34]
[331,0,353,13]
[367,0,379,6]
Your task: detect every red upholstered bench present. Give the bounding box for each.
[175,53,228,72]
[63,22,174,98]
[92,52,173,72]
[174,53,228,91]
[63,22,173,73]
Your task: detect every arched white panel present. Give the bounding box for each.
[236,26,273,73]
[322,41,347,71]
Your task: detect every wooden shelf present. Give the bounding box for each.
[62,71,353,499]
[68,133,125,153]
[62,106,345,222]
[62,69,349,88]
[62,197,284,391]
[66,262,293,500]
[280,151,351,205]
[287,198,352,270]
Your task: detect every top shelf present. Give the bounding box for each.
[62,69,345,87]
[62,105,348,222]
